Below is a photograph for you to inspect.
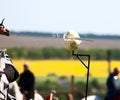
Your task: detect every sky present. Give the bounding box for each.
[1,0,120,35]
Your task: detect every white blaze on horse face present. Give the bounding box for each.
[0,57,6,71]
[0,49,9,100]
[63,30,82,51]
[1,74,9,85]
[0,49,6,70]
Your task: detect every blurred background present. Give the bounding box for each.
[0,0,120,100]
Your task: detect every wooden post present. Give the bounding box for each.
[71,75,75,92]
[107,50,111,74]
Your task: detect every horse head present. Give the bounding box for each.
[0,49,19,100]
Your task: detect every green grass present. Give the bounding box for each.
[35,76,107,84]
[35,76,108,100]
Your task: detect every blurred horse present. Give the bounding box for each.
[0,18,9,36]
[0,49,19,99]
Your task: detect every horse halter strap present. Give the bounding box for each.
[0,71,6,76]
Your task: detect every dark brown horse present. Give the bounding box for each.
[0,18,9,36]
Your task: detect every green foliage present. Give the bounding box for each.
[36,79,69,92]
[59,76,67,80]
[90,78,101,89]
[35,76,106,100]
[7,47,120,60]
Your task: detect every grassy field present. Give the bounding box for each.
[12,59,120,77]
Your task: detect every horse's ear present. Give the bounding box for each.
[4,64,19,83]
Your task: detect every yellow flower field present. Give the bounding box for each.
[12,59,120,77]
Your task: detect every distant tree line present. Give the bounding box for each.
[11,31,120,39]
[7,47,120,60]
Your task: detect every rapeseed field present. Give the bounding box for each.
[13,60,120,77]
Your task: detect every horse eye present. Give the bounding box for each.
[0,73,2,77]
[4,83,9,89]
